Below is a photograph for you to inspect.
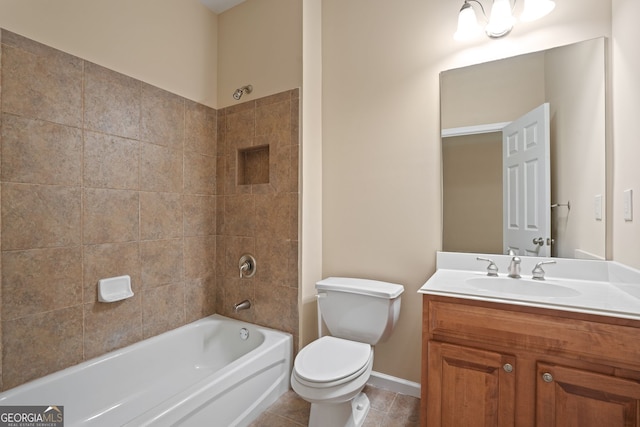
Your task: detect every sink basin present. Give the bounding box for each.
[466,277,581,298]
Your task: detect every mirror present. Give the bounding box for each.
[441,38,606,259]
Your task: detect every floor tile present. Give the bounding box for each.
[250,385,420,427]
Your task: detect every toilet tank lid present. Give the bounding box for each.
[316,277,404,298]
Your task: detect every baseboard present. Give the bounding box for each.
[367,371,421,398]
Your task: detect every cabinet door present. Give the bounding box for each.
[426,341,516,427]
[536,363,640,427]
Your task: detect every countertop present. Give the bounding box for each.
[419,252,640,321]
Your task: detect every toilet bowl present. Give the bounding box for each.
[291,277,404,427]
[291,337,374,426]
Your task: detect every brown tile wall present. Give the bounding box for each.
[0,29,300,392]
[0,29,220,391]
[216,90,300,347]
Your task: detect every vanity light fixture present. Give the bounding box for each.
[454,0,556,41]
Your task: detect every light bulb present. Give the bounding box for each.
[454,2,483,41]
[485,0,514,38]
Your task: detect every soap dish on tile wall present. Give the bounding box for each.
[98,275,134,303]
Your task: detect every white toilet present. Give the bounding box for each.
[291,277,404,427]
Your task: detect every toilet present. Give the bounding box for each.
[291,277,404,427]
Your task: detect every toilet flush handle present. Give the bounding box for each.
[316,293,327,299]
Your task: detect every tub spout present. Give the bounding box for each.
[234,299,251,313]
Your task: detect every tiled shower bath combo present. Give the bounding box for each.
[0,28,299,393]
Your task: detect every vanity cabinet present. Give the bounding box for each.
[427,342,515,426]
[421,294,640,427]
[535,362,640,426]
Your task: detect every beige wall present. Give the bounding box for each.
[546,38,606,259]
[321,0,441,383]
[0,0,218,108]
[0,0,304,109]
[441,52,546,128]
[612,0,640,268]
[321,0,612,383]
[217,0,302,108]
[442,134,503,254]
[300,0,324,349]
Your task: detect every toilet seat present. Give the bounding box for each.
[293,336,372,388]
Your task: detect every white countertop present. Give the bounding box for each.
[419,252,640,321]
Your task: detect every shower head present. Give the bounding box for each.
[233,84,253,100]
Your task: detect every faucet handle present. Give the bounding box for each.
[532,260,556,280]
[477,257,499,276]
[238,254,256,279]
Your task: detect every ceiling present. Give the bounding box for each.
[199,0,245,14]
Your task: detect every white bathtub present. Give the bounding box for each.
[0,314,292,427]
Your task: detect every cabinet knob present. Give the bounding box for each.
[542,372,553,383]
[503,363,513,373]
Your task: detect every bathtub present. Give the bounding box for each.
[0,314,292,427]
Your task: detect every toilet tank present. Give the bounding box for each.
[316,277,404,345]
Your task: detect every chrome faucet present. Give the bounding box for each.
[234,299,251,312]
[476,257,499,276]
[508,256,521,278]
[238,254,256,279]
[532,260,556,280]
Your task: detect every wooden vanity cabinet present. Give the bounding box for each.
[535,362,640,426]
[421,294,640,427]
[426,341,516,427]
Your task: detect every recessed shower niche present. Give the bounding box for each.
[237,145,270,185]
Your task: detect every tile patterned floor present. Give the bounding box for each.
[249,385,420,427]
